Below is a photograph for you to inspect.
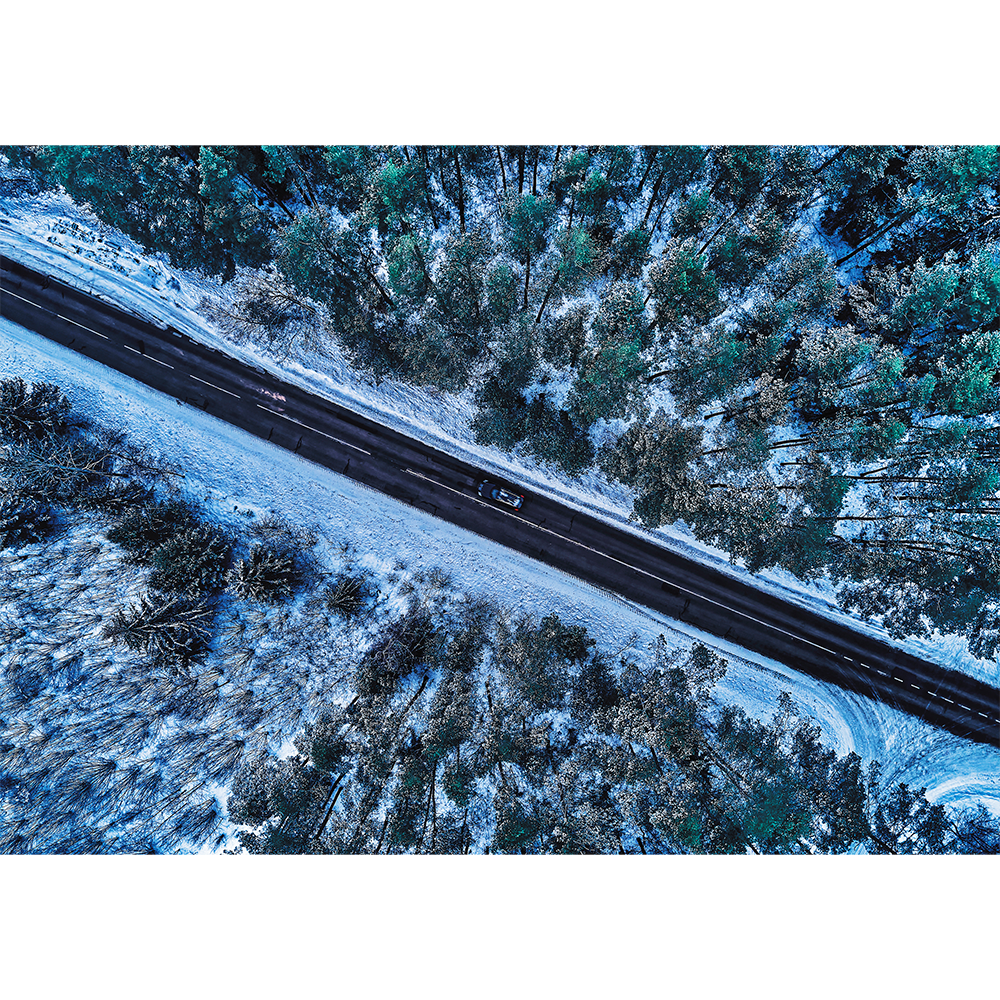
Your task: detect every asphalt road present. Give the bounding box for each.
[3,253,998,747]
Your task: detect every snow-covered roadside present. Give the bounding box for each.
[1,194,997,688]
[3,314,997,822]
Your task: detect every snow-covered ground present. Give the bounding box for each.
[3,191,997,689]
[2,311,997,827]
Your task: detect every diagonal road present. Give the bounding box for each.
[2,253,998,747]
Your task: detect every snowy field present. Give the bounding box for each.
[2,312,997,833]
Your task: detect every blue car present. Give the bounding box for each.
[477,480,525,510]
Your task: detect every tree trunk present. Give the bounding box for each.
[374,814,389,854]
[496,146,507,193]
[535,267,561,324]
[641,168,667,229]
[420,148,439,228]
[813,145,848,175]
[549,145,562,189]
[836,209,917,266]
[532,147,539,195]
[697,205,740,255]
[313,776,345,841]
[637,150,657,194]
[453,149,466,234]
[518,148,525,195]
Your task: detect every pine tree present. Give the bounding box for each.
[0,497,54,548]
[566,281,650,427]
[646,238,722,330]
[148,525,231,597]
[228,545,299,603]
[103,594,213,667]
[0,378,71,443]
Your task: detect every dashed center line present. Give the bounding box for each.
[403,469,856,663]
[123,345,173,368]
[10,284,998,736]
[0,288,43,308]
[257,403,371,454]
[190,374,241,398]
[57,313,109,339]
[121,344,174,367]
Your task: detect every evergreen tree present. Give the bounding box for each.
[566,281,650,427]
[148,525,231,597]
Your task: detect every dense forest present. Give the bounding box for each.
[3,145,1000,660]
[0,376,997,853]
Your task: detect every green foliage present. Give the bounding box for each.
[710,145,774,209]
[662,322,748,417]
[503,192,555,265]
[361,160,426,237]
[646,238,722,329]
[604,225,651,280]
[492,790,541,853]
[471,325,538,449]
[539,303,590,368]
[933,330,1000,415]
[670,189,715,240]
[0,378,70,443]
[566,281,650,426]
[103,593,213,668]
[688,474,783,572]
[228,545,300,603]
[600,409,706,528]
[523,393,594,475]
[148,525,231,597]
[106,499,199,564]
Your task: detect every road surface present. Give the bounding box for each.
[2,253,998,747]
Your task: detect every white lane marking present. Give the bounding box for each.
[405,467,483,500]
[403,468,861,663]
[56,313,109,339]
[940,697,954,704]
[520,514,852,659]
[910,684,921,691]
[122,344,174,369]
[190,373,240,398]
[893,677,906,683]
[4,288,44,310]
[256,403,371,455]
[978,712,992,719]
[958,704,972,712]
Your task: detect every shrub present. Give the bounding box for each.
[0,377,70,443]
[106,499,198,564]
[229,545,300,603]
[323,570,373,619]
[149,526,231,597]
[0,497,54,548]
[103,593,213,668]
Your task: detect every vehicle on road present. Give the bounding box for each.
[477,480,525,510]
